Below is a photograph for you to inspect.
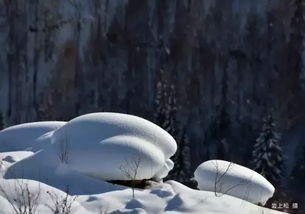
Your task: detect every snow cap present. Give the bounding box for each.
[52,112,177,180]
[194,160,275,205]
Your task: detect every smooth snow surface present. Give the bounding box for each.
[51,113,177,180]
[194,160,275,205]
[2,113,177,181]
[0,161,286,214]
[0,113,286,214]
[0,121,66,152]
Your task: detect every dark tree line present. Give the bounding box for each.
[154,78,192,184]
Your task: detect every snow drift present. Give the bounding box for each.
[0,122,66,152]
[4,113,177,182]
[194,160,275,205]
[51,113,177,180]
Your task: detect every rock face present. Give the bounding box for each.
[0,1,305,182]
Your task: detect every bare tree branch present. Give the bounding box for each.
[45,186,77,214]
[58,129,70,164]
[212,161,248,197]
[0,179,41,214]
[119,157,142,200]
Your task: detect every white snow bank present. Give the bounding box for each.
[194,160,275,205]
[0,113,286,214]
[51,113,177,180]
[4,113,176,192]
[0,122,66,152]
[0,176,286,214]
[1,152,285,214]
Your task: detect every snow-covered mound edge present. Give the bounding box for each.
[194,160,275,205]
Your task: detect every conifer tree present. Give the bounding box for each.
[169,127,192,184]
[252,114,283,183]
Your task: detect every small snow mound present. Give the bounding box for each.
[52,112,177,181]
[194,160,275,205]
[0,121,66,152]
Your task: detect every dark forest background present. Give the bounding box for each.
[1,0,305,213]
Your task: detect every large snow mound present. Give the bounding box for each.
[51,113,177,180]
[0,121,66,152]
[194,160,275,205]
[3,113,177,182]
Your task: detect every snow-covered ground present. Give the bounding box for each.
[0,113,286,214]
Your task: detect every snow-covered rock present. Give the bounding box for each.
[51,112,177,180]
[194,160,275,205]
[3,113,177,183]
[0,122,66,152]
